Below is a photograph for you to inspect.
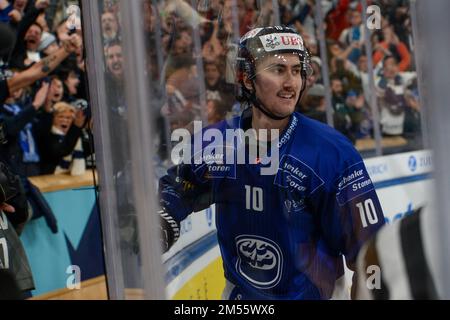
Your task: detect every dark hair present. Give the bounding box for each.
[169,54,195,70]
[327,39,341,49]
[56,67,78,82]
[104,39,122,52]
[0,23,15,61]
[383,54,398,65]
[29,22,43,33]
[330,75,342,83]
[48,74,63,84]
[372,30,384,43]
[207,98,229,120]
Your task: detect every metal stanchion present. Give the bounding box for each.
[81,0,125,300]
[152,0,174,162]
[314,1,334,128]
[230,0,241,41]
[190,0,208,125]
[361,0,382,156]
[409,0,429,149]
[119,0,165,299]
[271,0,281,26]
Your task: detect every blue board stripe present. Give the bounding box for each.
[373,173,432,189]
[164,231,218,284]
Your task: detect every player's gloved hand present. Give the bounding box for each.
[158,207,180,253]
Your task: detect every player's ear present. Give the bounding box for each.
[243,73,253,91]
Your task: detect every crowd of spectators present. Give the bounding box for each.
[1,0,422,176]
[0,0,92,297]
[0,0,92,179]
[0,0,94,236]
[98,0,420,159]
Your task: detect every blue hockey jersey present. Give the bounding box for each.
[160,111,385,299]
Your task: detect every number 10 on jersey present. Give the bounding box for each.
[356,198,379,228]
[245,185,264,212]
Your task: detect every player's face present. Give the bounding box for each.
[253,53,303,118]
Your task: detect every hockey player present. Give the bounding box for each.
[159,26,385,299]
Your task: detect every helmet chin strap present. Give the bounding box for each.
[249,78,307,121]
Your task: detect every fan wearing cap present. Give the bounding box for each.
[38,31,59,56]
[158,26,385,299]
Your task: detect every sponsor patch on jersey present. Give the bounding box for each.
[193,145,236,179]
[284,198,306,213]
[235,235,283,289]
[336,161,375,206]
[274,155,324,195]
[259,33,304,52]
[278,114,298,149]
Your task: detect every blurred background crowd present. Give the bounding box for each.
[0,0,92,179]
[0,0,422,179]
[99,0,422,165]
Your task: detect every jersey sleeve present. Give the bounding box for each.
[159,120,234,223]
[158,121,232,251]
[311,154,385,269]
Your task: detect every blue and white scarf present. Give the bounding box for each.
[52,126,85,176]
[2,104,40,163]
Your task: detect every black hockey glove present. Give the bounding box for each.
[158,207,180,253]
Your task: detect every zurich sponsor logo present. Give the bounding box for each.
[408,155,417,172]
[366,163,388,177]
[235,235,283,289]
